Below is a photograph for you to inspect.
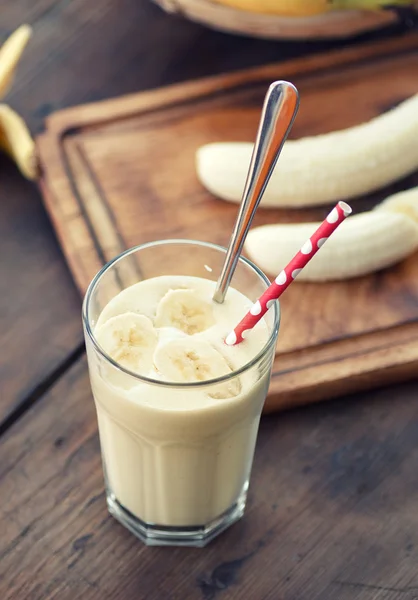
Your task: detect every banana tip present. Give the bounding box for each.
[17,24,32,37]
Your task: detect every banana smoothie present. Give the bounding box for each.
[83,239,279,546]
[88,275,272,527]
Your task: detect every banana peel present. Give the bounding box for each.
[0,24,32,99]
[0,104,37,180]
[0,24,37,180]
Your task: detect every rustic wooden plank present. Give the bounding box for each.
[39,30,418,133]
[36,32,418,412]
[1,355,418,599]
[0,155,83,424]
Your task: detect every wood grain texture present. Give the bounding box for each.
[1,354,418,599]
[1,0,352,423]
[37,32,418,412]
[0,153,83,424]
[3,3,418,597]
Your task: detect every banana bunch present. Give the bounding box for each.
[245,187,418,281]
[0,25,37,180]
[196,93,418,209]
[95,288,239,397]
[211,0,414,16]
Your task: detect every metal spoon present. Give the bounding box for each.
[213,80,299,304]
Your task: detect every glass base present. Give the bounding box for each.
[106,489,247,547]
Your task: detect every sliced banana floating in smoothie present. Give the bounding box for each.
[95,312,157,373]
[153,337,240,399]
[155,288,215,335]
[154,338,231,382]
[94,275,266,398]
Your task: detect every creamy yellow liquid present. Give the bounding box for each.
[88,275,271,526]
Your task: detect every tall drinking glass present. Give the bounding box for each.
[83,240,280,547]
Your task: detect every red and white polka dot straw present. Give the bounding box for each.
[225,201,352,346]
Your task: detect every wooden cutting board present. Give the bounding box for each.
[36,32,418,413]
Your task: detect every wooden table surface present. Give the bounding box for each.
[1,2,418,598]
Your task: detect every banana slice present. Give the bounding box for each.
[0,25,32,99]
[95,312,157,375]
[154,337,240,398]
[155,289,215,335]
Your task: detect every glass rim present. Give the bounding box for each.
[82,239,280,389]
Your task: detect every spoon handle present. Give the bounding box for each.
[213,80,299,304]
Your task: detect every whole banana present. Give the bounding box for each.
[244,187,418,282]
[0,25,36,180]
[210,0,414,16]
[196,93,418,208]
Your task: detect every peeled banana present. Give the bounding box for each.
[211,0,413,16]
[245,187,418,281]
[0,25,36,180]
[196,93,418,208]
